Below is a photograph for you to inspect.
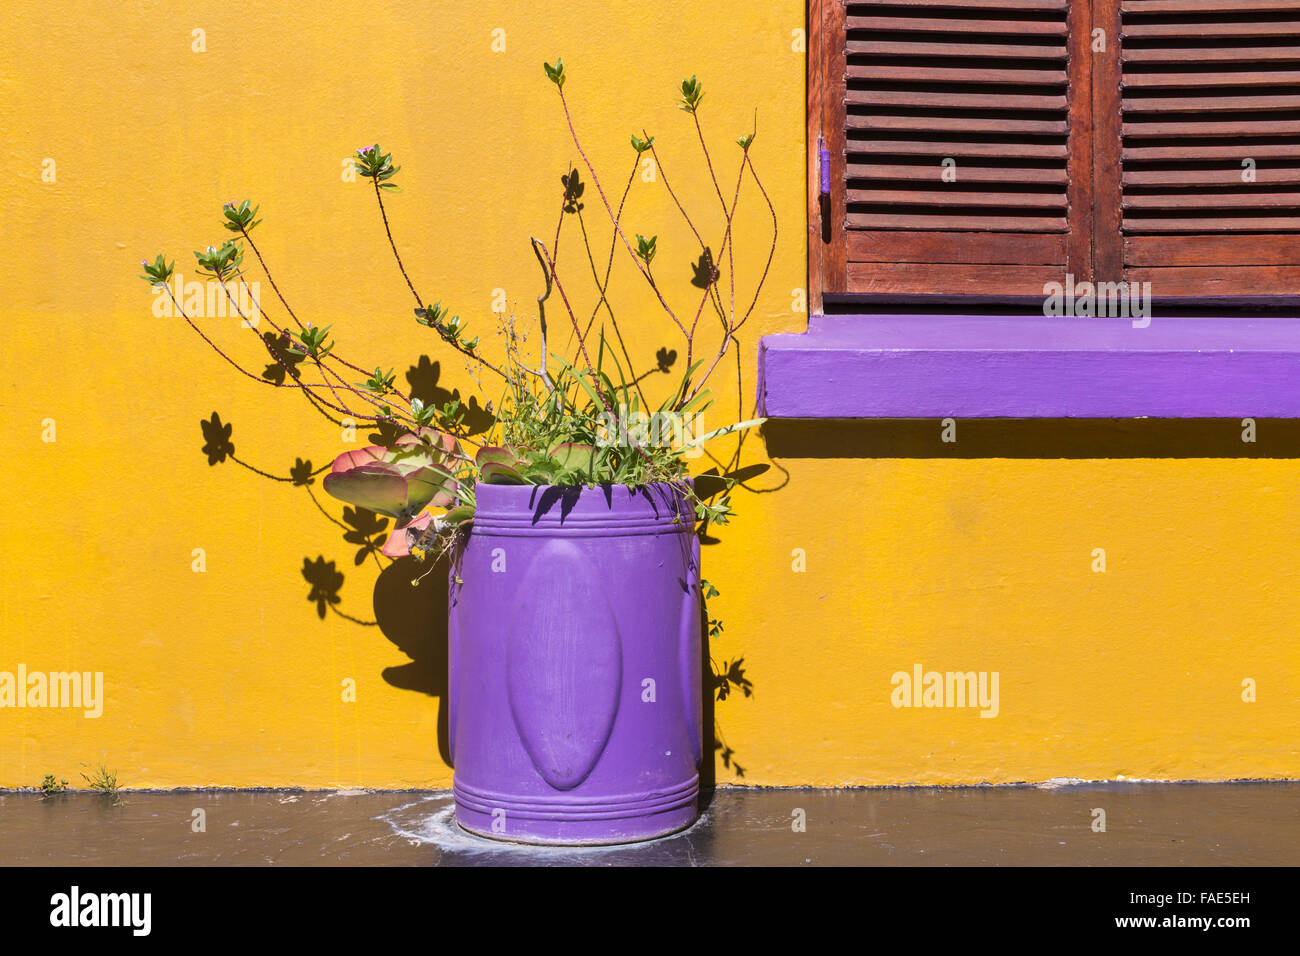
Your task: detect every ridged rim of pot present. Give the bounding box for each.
[468,481,695,536]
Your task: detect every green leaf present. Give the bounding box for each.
[441,504,475,527]
[480,461,527,484]
[321,464,408,518]
[678,417,766,452]
[523,459,558,483]
[404,463,458,511]
[548,442,596,473]
[475,445,529,470]
[551,353,606,410]
[678,388,713,416]
[544,58,565,88]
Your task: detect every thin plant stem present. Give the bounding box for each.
[370,178,507,381]
[574,205,646,408]
[216,273,409,426]
[556,88,687,339]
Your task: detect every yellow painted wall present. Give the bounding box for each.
[1,1,1296,789]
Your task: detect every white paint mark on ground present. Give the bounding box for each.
[375,794,709,860]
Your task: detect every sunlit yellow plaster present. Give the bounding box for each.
[0,1,1296,788]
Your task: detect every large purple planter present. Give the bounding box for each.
[447,481,703,845]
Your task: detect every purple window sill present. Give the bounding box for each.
[757,314,1300,419]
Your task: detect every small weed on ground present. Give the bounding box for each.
[37,774,68,796]
[80,765,121,799]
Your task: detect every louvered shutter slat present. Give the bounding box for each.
[849,114,1069,133]
[1124,68,1300,85]
[1125,1,1299,12]
[849,39,1070,56]
[1124,120,1300,136]
[849,14,1069,33]
[848,63,1069,82]
[852,161,1070,182]
[849,88,1070,109]
[1125,44,1300,59]
[1124,166,1300,184]
[878,0,1068,9]
[1127,92,1300,111]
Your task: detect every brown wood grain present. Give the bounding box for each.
[847,211,1070,230]
[1121,0,1300,12]
[847,63,1069,84]
[1092,0,1125,281]
[1123,93,1300,114]
[813,0,1300,303]
[849,230,1067,264]
[1123,20,1300,38]
[1124,167,1300,186]
[1124,46,1300,64]
[870,0,1067,9]
[826,0,849,299]
[1067,0,1098,282]
[1115,0,1300,292]
[1122,70,1300,89]
[812,0,850,304]
[1124,191,1300,209]
[847,113,1070,135]
[1123,215,1300,231]
[807,0,827,313]
[1125,234,1300,265]
[847,39,1069,59]
[850,139,1071,159]
[848,14,1069,34]
[849,161,1069,184]
[848,187,1068,207]
[1127,265,1300,296]
[1123,120,1300,138]
[846,88,1070,110]
[846,261,1067,295]
[834,0,1080,296]
[1123,142,1300,161]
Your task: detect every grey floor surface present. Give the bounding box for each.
[0,782,1295,866]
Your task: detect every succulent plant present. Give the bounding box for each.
[475,442,597,486]
[323,429,461,538]
[148,61,775,573]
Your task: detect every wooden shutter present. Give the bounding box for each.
[1110,0,1300,298]
[811,0,1094,305]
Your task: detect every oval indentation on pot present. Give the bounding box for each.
[506,539,623,790]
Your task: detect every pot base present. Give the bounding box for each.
[452,777,699,847]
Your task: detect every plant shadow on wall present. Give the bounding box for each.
[195,357,484,764]
[154,66,790,785]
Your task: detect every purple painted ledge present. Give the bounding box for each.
[757,314,1300,419]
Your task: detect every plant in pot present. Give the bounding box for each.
[140,61,776,845]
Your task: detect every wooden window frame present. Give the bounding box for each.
[809,0,1300,310]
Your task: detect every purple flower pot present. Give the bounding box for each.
[448,481,702,845]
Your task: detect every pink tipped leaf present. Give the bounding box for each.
[322,463,409,517]
[475,445,529,471]
[329,446,389,473]
[479,461,527,484]
[381,512,432,558]
[403,463,459,513]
